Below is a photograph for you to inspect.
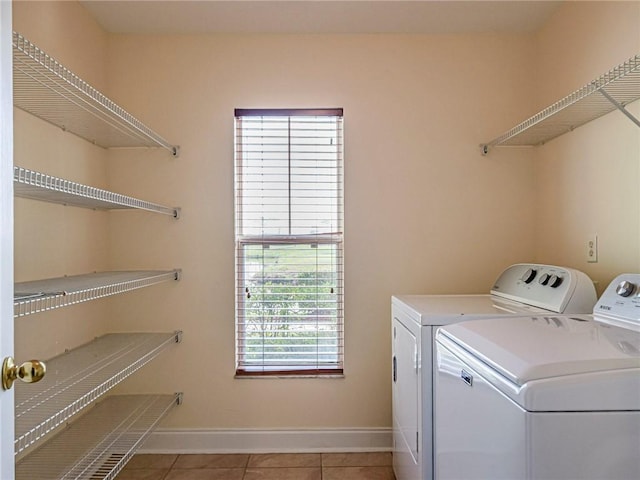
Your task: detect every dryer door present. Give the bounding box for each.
[392,317,420,479]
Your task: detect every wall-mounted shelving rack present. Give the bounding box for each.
[12,30,183,480]
[481,54,640,154]
[16,394,182,480]
[15,332,182,455]
[14,166,180,217]
[14,270,181,318]
[13,32,180,156]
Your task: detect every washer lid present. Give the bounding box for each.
[438,316,640,411]
[392,294,550,327]
[439,315,640,384]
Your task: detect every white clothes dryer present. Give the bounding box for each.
[391,263,597,480]
[434,273,640,480]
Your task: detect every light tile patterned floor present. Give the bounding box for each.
[116,452,396,480]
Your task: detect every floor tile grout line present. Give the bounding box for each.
[116,452,394,479]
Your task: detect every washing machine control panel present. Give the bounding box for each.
[491,263,597,314]
[518,268,563,289]
[595,274,640,329]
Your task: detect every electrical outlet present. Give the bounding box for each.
[587,234,598,263]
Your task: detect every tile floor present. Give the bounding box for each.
[116,452,396,480]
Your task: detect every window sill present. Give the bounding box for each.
[235,368,344,379]
[235,374,345,379]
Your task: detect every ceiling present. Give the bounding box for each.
[80,0,564,34]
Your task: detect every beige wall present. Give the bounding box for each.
[103,32,536,430]
[13,1,110,361]
[13,0,107,91]
[532,1,640,294]
[11,0,640,436]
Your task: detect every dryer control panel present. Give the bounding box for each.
[594,273,640,330]
[491,263,597,314]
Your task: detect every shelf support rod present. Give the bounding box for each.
[598,88,640,129]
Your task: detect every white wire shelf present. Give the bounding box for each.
[14,332,182,455]
[14,270,182,318]
[13,31,179,156]
[16,393,182,480]
[14,166,180,217]
[481,54,640,153]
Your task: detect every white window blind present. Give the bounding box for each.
[234,108,344,376]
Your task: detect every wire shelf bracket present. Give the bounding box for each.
[481,53,640,155]
[13,31,180,156]
[598,87,640,128]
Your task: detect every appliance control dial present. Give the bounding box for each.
[538,273,550,285]
[616,280,635,297]
[521,268,537,284]
[548,275,563,288]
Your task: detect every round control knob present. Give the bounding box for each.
[616,280,635,297]
[521,268,537,284]
[538,273,550,285]
[548,275,563,288]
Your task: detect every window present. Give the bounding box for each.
[234,108,344,376]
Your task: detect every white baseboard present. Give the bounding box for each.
[139,428,392,454]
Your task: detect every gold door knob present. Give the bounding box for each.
[2,357,46,390]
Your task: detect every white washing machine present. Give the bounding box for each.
[434,273,640,480]
[391,263,597,480]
